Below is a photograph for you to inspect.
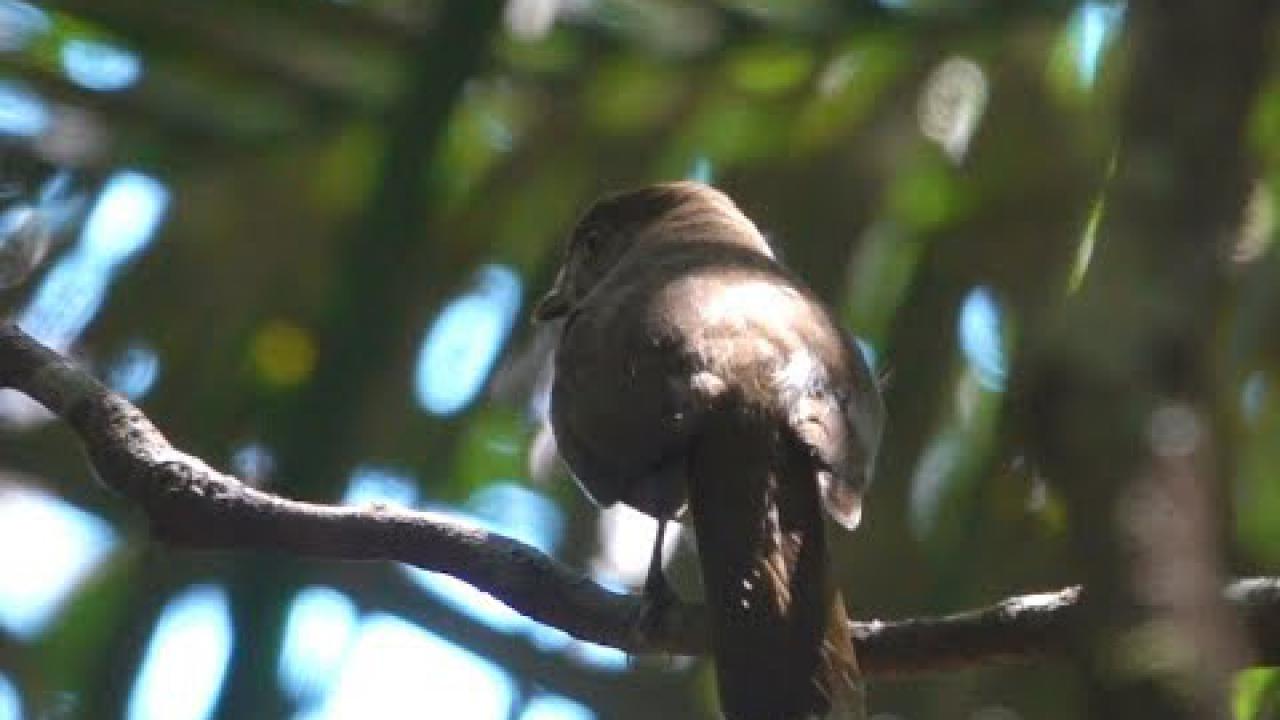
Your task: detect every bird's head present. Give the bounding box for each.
[534,181,759,322]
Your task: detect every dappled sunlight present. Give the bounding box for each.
[957,286,1007,392]
[0,80,46,138]
[279,587,359,707]
[340,470,630,674]
[0,0,1267,717]
[918,57,987,164]
[407,569,529,634]
[687,155,715,184]
[591,503,681,589]
[467,482,564,555]
[105,341,160,400]
[522,620,631,673]
[340,469,615,663]
[60,39,142,93]
[342,465,418,508]
[416,264,522,416]
[18,170,168,352]
[230,443,276,485]
[1074,2,1124,88]
[563,635,630,673]
[1235,181,1276,263]
[504,0,563,41]
[520,693,597,720]
[78,172,166,260]
[126,585,233,720]
[0,0,47,52]
[2,171,165,425]
[311,614,515,720]
[1,0,141,94]
[0,672,18,719]
[0,483,116,639]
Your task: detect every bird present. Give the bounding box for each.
[535,181,883,719]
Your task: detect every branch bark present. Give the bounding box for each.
[3,322,1280,677]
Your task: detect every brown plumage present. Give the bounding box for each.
[537,182,882,719]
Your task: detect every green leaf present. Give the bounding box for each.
[1234,667,1280,720]
[451,405,531,496]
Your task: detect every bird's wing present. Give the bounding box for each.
[550,297,697,518]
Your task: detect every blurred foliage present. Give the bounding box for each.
[0,0,1276,719]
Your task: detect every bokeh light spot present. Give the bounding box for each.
[520,694,596,720]
[0,0,48,51]
[279,586,359,704]
[80,171,168,261]
[0,486,116,638]
[250,321,316,388]
[18,170,168,354]
[568,639,629,672]
[1075,2,1124,88]
[504,0,560,41]
[467,482,563,554]
[230,442,275,484]
[316,614,514,720]
[126,585,233,720]
[60,39,143,92]
[105,342,160,399]
[343,465,418,508]
[592,503,680,589]
[918,57,988,163]
[0,80,48,137]
[687,155,714,184]
[0,672,20,720]
[957,286,1006,391]
[415,264,522,416]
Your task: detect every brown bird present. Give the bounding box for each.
[536,181,883,719]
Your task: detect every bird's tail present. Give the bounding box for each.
[687,404,865,720]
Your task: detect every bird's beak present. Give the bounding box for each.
[533,266,572,324]
[533,291,570,324]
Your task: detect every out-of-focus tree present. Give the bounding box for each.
[0,1,1277,718]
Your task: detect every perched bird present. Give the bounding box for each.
[536,181,883,719]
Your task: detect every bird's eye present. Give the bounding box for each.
[580,227,602,253]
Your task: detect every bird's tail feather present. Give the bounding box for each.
[687,404,865,720]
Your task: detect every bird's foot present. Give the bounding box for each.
[630,569,679,648]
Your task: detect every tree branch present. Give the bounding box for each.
[1,321,1278,677]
